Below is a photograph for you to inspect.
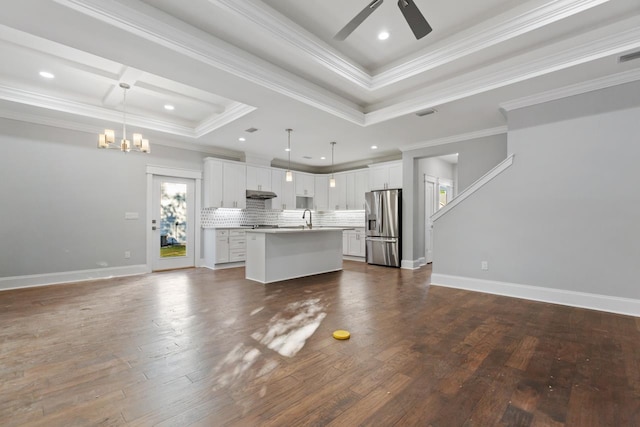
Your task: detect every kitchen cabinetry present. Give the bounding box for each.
[346,169,368,210]
[369,161,402,190]
[215,229,246,264]
[343,229,366,258]
[328,173,347,210]
[246,165,272,191]
[203,158,246,209]
[272,169,295,210]
[295,172,315,197]
[314,175,329,211]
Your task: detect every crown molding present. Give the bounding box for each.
[500,68,640,112]
[365,19,640,125]
[0,108,243,158]
[0,84,259,140]
[400,127,508,152]
[53,0,365,126]
[0,84,197,137]
[371,0,611,89]
[204,0,611,92]
[195,103,257,138]
[209,0,371,90]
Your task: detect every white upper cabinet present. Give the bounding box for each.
[270,168,283,210]
[347,169,368,210]
[328,173,347,210]
[222,162,246,209]
[276,169,296,210]
[203,158,246,209]
[246,165,272,191]
[203,158,224,208]
[314,175,329,211]
[369,161,403,190]
[295,172,315,197]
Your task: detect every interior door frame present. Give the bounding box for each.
[146,165,202,273]
[424,175,438,264]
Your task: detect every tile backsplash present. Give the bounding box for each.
[201,199,365,228]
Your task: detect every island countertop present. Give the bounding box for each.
[245,228,343,284]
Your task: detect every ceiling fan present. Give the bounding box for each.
[334,0,432,41]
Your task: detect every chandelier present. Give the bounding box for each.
[98,83,150,153]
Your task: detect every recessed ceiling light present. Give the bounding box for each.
[371,145,378,150]
[285,148,291,152]
[164,104,175,111]
[39,71,55,79]
[378,31,389,41]
[320,156,326,160]
[238,137,246,142]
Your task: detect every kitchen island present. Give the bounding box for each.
[245,228,343,284]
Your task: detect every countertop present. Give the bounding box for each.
[246,227,347,234]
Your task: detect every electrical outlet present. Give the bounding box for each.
[481,261,488,271]
[124,251,131,259]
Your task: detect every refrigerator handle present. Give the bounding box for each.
[378,192,384,235]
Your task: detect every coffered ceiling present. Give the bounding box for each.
[2,0,640,168]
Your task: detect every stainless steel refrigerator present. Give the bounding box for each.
[365,189,401,267]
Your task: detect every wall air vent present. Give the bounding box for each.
[416,108,437,117]
[619,50,640,63]
[245,127,259,133]
[303,156,312,159]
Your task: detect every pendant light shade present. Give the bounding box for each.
[329,141,336,187]
[285,129,293,182]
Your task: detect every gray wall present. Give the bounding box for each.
[402,134,508,265]
[433,82,640,299]
[0,119,211,278]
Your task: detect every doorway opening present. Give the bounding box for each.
[146,166,202,272]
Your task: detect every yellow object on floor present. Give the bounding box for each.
[333,330,350,340]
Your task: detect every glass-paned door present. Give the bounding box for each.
[152,176,195,271]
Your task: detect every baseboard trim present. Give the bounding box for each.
[431,273,640,317]
[343,256,365,262]
[0,265,148,292]
[401,258,426,270]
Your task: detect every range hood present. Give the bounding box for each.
[246,189,277,199]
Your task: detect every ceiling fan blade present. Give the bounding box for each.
[334,0,384,41]
[397,0,432,40]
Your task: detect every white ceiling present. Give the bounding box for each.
[1,0,640,169]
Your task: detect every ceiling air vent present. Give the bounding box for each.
[416,108,437,117]
[619,50,640,63]
[245,127,259,133]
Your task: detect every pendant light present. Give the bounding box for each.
[98,83,150,153]
[329,141,336,187]
[285,128,293,182]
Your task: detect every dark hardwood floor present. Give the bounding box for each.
[1,261,639,426]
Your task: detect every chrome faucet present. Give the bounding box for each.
[302,209,312,229]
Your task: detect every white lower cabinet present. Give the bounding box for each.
[205,229,247,267]
[342,229,366,258]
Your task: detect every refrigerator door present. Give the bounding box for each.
[365,191,381,237]
[366,237,400,267]
[379,189,401,238]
